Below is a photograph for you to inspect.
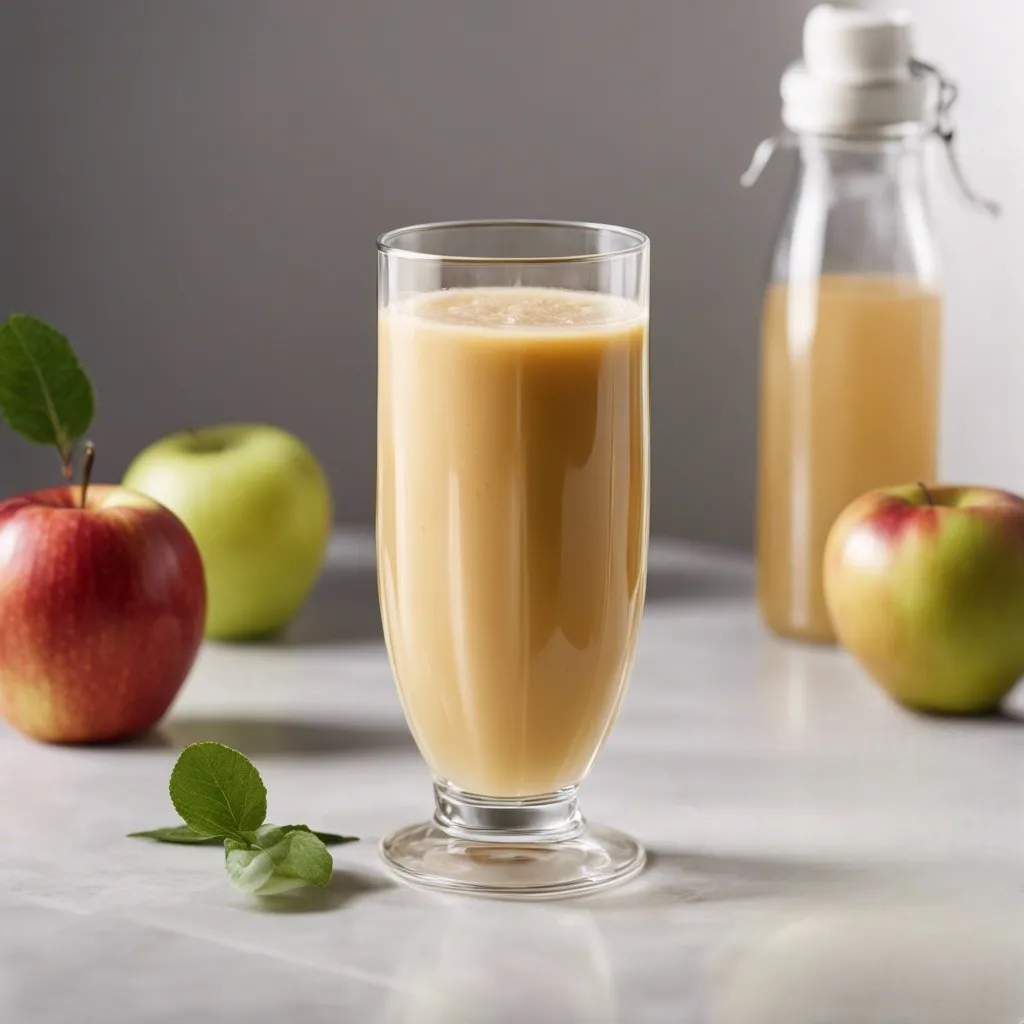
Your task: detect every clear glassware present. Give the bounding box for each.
[755,133,942,643]
[743,4,997,645]
[376,220,649,897]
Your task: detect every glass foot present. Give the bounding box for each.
[380,783,645,899]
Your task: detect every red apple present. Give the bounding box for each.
[824,483,1024,714]
[0,485,206,742]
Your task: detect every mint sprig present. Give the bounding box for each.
[0,314,95,479]
[130,742,357,897]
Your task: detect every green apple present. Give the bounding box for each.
[824,483,1024,714]
[123,424,332,640]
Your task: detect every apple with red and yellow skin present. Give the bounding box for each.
[824,483,1024,714]
[0,485,206,743]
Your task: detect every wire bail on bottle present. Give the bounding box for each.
[742,75,998,216]
[741,3,999,216]
[740,134,791,190]
[912,60,1000,217]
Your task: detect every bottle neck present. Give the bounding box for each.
[797,133,929,195]
[770,131,941,286]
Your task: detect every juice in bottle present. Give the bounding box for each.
[757,274,941,641]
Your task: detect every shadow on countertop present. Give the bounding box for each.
[145,715,418,758]
[582,849,919,911]
[246,867,397,915]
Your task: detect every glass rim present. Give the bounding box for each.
[376,219,650,266]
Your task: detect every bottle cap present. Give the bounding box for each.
[741,2,999,215]
[780,4,935,134]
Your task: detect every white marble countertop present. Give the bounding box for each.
[4,531,1024,1023]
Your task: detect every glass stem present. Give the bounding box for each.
[433,781,585,844]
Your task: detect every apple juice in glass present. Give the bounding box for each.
[376,220,649,898]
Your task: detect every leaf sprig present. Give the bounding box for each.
[0,314,95,479]
[129,742,357,896]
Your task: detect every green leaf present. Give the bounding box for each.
[0,314,95,471]
[224,842,279,894]
[280,825,359,847]
[223,824,333,895]
[266,827,333,889]
[128,825,222,846]
[128,823,357,848]
[133,747,352,898]
[168,742,267,842]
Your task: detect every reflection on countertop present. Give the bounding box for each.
[386,902,616,1023]
[713,896,1024,1024]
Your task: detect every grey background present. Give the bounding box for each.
[3,0,822,550]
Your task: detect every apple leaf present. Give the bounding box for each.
[128,825,223,846]
[128,823,357,847]
[260,827,333,889]
[277,825,359,847]
[169,742,267,842]
[0,314,95,476]
[135,743,357,897]
[224,843,278,894]
[224,825,333,895]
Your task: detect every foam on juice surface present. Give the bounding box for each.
[396,287,645,332]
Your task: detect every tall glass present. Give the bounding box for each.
[377,221,650,897]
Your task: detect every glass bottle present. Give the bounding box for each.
[743,4,997,644]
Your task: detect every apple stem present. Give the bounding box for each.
[917,481,935,507]
[80,442,96,509]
